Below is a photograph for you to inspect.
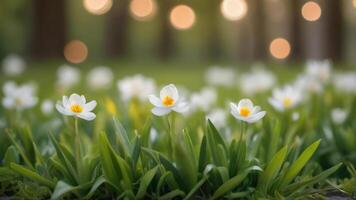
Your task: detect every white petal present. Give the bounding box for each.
[81,95,86,104]
[78,112,96,121]
[172,102,189,113]
[237,98,253,110]
[84,100,97,112]
[151,107,171,116]
[62,96,69,107]
[69,94,83,104]
[160,84,179,101]
[2,97,14,108]
[148,95,162,107]
[268,98,284,112]
[246,111,266,123]
[252,106,261,114]
[56,103,73,116]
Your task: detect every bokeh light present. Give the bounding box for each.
[269,38,291,59]
[170,5,196,30]
[301,1,321,22]
[220,0,248,21]
[130,0,157,21]
[353,0,356,7]
[64,40,88,64]
[83,0,113,15]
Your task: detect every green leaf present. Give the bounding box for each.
[283,163,342,196]
[258,146,288,191]
[10,163,55,188]
[113,118,131,155]
[136,166,158,199]
[84,176,107,199]
[51,181,77,200]
[158,189,185,200]
[280,140,321,186]
[3,146,19,166]
[211,166,261,200]
[183,175,209,200]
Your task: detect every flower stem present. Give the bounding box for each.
[167,113,176,160]
[74,117,82,182]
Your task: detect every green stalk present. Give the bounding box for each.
[167,113,176,160]
[74,117,82,183]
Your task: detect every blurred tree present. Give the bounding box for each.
[289,0,302,61]
[157,0,174,59]
[204,0,222,60]
[31,0,66,59]
[302,0,343,61]
[105,0,129,58]
[237,0,267,62]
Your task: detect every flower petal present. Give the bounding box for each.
[151,107,171,116]
[69,94,83,105]
[172,102,189,113]
[246,111,266,123]
[148,95,162,107]
[268,98,284,112]
[160,84,178,101]
[237,98,253,110]
[77,112,96,121]
[56,103,73,116]
[84,100,97,112]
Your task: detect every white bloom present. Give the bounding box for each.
[118,74,156,102]
[230,98,266,123]
[205,66,236,87]
[305,60,331,83]
[87,66,113,90]
[2,54,26,76]
[2,82,38,111]
[294,74,323,94]
[268,86,302,112]
[148,84,189,116]
[331,108,348,124]
[333,72,356,93]
[206,108,227,128]
[41,99,54,115]
[56,65,80,88]
[150,127,158,142]
[190,87,217,112]
[292,112,300,121]
[56,93,97,121]
[240,67,276,95]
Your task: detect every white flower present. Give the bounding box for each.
[305,60,331,83]
[87,66,113,90]
[148,84,189,116]
[2,54,26,76]
[292,112,300,121]
[190,87,217,112]
[150,127,158,142]
[230,98,266,123]
[240,66,276,95]
[331,108,348,124]
[205,66,236,87]
[56,94,97,121]
[2,81,38,111]
[56,65,80,88]
[268,86,302,112]
[333,72,356,93]
[206,108,227,128]
[41,99,54,115]
[294,74,323,94]
[118,74,156,102]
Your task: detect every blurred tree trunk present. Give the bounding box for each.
[289,0,302,61]
[205,1,222,60]
[105,0,129,58]
[324,0,343,61]
[237,0,267,62]
[31,0,66,59]
[302,0,343,61]
[158,0,174,59]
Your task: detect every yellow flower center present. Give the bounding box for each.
[239,107,251,117]
[71,104,83,113]
[283,97,292,108]
[162,96,174,107]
